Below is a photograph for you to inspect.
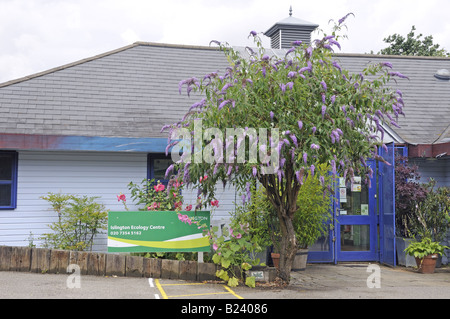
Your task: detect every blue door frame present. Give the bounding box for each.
[308,147,396,265]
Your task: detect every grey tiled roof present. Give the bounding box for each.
[0,42,449,145]
[0,42,230,139]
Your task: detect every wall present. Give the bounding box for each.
[0,151,238,252]
[0,151,147,250]
[0,246,218,281]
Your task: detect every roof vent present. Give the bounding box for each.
[264,7,319,49]
[434,69,450,80]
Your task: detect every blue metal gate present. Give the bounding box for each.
[379,143,396,267]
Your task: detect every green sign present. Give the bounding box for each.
[107,211,210,253]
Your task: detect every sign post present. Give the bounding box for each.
[107,211,210,253]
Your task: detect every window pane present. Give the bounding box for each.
[0,184,11,207]
[153,159,173,181]
[339,177,369,215]
[0,155,13,180]
[340,225,370,251]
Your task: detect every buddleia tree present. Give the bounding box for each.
[163,14,407,283]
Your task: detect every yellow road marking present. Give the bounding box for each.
[154,279,168,299]
[153,279,244,299]
[222,285,244,299]
[161,283,207,286]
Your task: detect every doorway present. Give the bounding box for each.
[308,143,396,265]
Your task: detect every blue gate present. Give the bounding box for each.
[379,143,396,267]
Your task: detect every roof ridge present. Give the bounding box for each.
[0,43,139,88]
[134,41,221,51]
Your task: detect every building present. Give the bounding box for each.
[0,11,448,264]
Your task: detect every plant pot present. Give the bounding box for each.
[292,249,308,271]
[415,254,439,274]
[270,253,280,269]
[396,237,417,267]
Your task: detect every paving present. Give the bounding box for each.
[0,262,449,299]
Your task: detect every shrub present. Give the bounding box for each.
[40,193,108,251]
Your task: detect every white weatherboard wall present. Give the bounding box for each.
[1,151,147,250]
[0,151,237,252]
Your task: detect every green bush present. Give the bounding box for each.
[294,164,334,249]
[40,193,108,251]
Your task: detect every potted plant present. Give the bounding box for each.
[404,237,449,273]
[411,179,450,267]
[394,156,428,267]
[293,164,333,271]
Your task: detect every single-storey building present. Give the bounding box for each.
[0,12,448,264]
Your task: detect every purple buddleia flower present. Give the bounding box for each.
[249,30,257,37]
[277,170,282,182]
[227,165,233,176]
[331,95,336,104]
[290,134,298,147]
[221,83,233,95]
[292,40,302,46]
[341,105,347,115]
[178,77,200,96]
[285,47,296,57]
[288,71,297,79]
[329,39,341,50]
[311,143,320,150]
[279,83,286,93]
[165,164,174,178]
[218,99,235,110]
[270,111,274,120]
[390,120,401,128]
[165,140,179,156]
[389,71,409,79]
[332,61,342,72]
[381,62,393,69]
[305,47,313,57]
[295,171,301,184]
[321,105,327,118]
[262,67,266,77]
[280,158,286,168]
[331,160,337,176]
[160,124,171,133]
[262,55,270,61]
[252,166,257,177]
[319,176,325,186]
[298,120,303,130]
[338,13,354,25]
[286,82,294,90]
[321,81,327,91]
[310,165,315,177]
[312,126,316,134]
[396,89,403,97]
[303,152,307,164]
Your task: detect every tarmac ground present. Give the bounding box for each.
[0,262,449,299]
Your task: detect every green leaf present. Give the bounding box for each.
[245,276,256,288]
[228,277,239,287]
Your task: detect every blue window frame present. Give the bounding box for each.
[0,151,18,210]
[147,154,174,185]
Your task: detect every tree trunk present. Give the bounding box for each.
[277,208,297,283]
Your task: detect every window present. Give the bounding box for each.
[0,151,18,210]
[147,154,174,185]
